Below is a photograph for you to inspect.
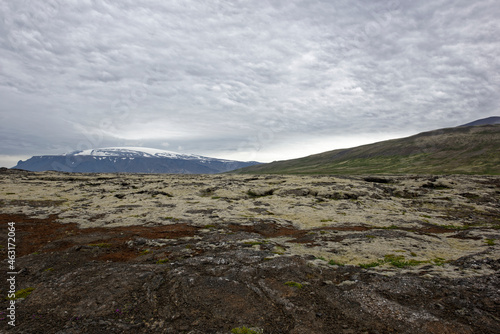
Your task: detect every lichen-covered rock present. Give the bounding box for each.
[0,170,499,333]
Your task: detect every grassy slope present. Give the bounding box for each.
[232,124,500,175]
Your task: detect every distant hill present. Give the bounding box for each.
[13,147,261,174]
[231,124,500,175]
[459,116,500,127]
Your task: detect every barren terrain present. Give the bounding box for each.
[1,168,499,333]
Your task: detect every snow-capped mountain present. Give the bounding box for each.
[68,147,200,159]
[14,147,261,174]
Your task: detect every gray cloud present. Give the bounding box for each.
[1,0,499,166]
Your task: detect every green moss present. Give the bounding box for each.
[383,254,426,268]
[485,238,495,246]
[432,257,447,266]
[139,249,151,256]
[328,260,344,266]
[284,281,303,289]
[156,258,169,264]
[439,224,470,230]
[273,246,286,255]
[231,327,261,334]
[7,287,34,300]
[360,255,446,269]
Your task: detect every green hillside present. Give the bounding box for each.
[232,124,500,175]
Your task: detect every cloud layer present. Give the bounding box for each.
[1,0,499,166]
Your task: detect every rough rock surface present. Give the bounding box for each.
[0,169,499,333]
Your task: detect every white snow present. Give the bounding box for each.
[68,147,221,161]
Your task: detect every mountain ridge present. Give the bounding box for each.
[459,116,500,127]
[13,147,260,174]
[231,123,500,175]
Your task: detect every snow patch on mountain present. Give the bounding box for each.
[68,147,201,159]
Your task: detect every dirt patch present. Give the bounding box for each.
[227,221,307,239]
[0,214,199,259]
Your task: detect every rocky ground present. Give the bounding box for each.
[0,168,499,333]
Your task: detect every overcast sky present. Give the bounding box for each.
[1,0,499,167]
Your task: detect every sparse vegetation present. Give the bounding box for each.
[360,255,449,269]
[328,260,344,266]
[432,257,447,266]
[383,254,426,268]
[485,238,495,246]
[284,281,303,289]
[273,246,286,255]
[156,258,169,264]
[439,224,470,230]
[139,249,151,256]
[231,124,500,175]
[6,287,35,300]
[231,327,262,334]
